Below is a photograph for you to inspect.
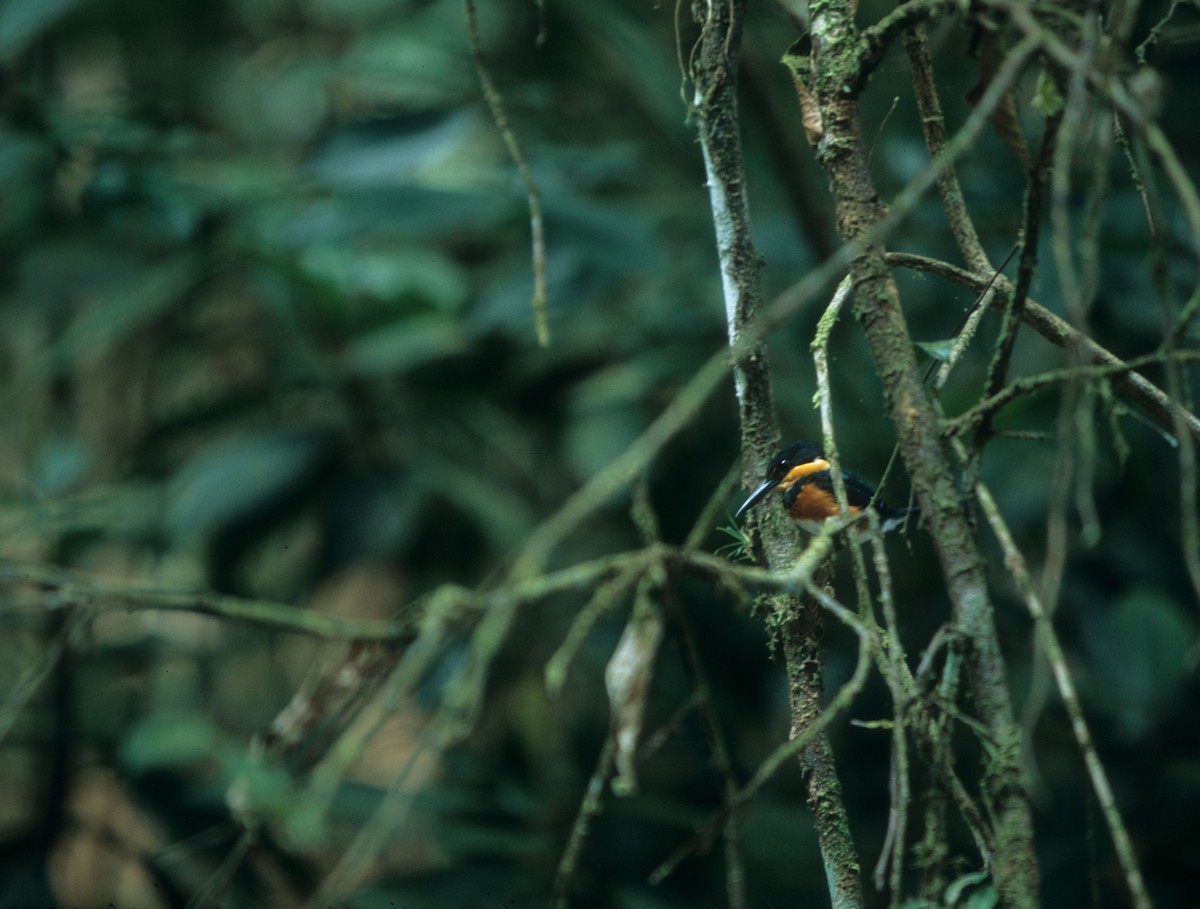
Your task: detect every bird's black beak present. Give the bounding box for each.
[735,477,779,520]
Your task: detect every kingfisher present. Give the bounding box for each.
[736,440,918,533]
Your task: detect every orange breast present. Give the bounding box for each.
[787,483,861,524]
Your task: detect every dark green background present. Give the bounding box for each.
[1,0,1198,905]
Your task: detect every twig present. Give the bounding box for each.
[943,352,1200,438]
[970,458,1153,909]
[672,592,748,909]
[508,350,732,580]
[901,24,998,273]
[1136,0,1191,63]
[995,0,1200,338]
[551,738,616,908]
[0,606,80,749]
[887,252,1200,446]
[867,512,909,906]
[977,108,1063,445]
[651,603,873,887]
[917,634,997,869]
[1049,11,1105,331]
[0,560,406,641]
[464,0,549,347]
[853,0,960,96]
[304,713,445,908]
[544,568,643,696]
[934,244,1020,391]
[684,460,743,552]
[183,830,253,909]
[811,277,876,571]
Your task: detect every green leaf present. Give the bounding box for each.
[205,55,331,147]
[342,316,466,376]
[338,14,474,109]
[298,245,469,317]
[945,870,991,906]
[47,255,201,375]
[0,0,86,61]
[29,433,89,497]
[224,751,313,840]
[715,524,751,562]
[307,111,479,189]
[165,431,327,542]
[1082,588,1194,740]
[122,711,220,771]
[1033,69,1065,116]
[242,187,507,252]
[965,884,999,909]
[915,338,957,363]
[0,127,51,235]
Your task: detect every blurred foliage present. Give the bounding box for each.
[0,0,1198,906]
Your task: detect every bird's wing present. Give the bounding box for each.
[783,468,875,509]
[838,470,881,510]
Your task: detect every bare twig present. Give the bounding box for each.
[464,0,549,347]
[651,596,873,887]
[995,0,1200,318]
[971,462,1153,909]
[866,508,911,906]
[977,107,1063,445]
[544,568,643,696]
[672,592,748,909]
[551,738,617,908]
[887,252,1200,446]
[0,607,80,749]
[508,350,732,581]
[0,560,406,641]
[944,352,1200,438]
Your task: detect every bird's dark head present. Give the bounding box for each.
[735,440,829,519]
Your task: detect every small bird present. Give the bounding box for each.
[736,440,918,533]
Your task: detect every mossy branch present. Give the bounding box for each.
[804,0,1041,902]
[851,0,961,95]
[0,560,407,641]
[691,0,863,903]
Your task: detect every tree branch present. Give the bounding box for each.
[0,560,407,641]
[887,251,1200,446]
[851,0,960,96]
[803,0,1040,902]
[690,2,863,904]
[970,456,1153,909]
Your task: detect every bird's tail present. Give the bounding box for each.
[880,506,920,533]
